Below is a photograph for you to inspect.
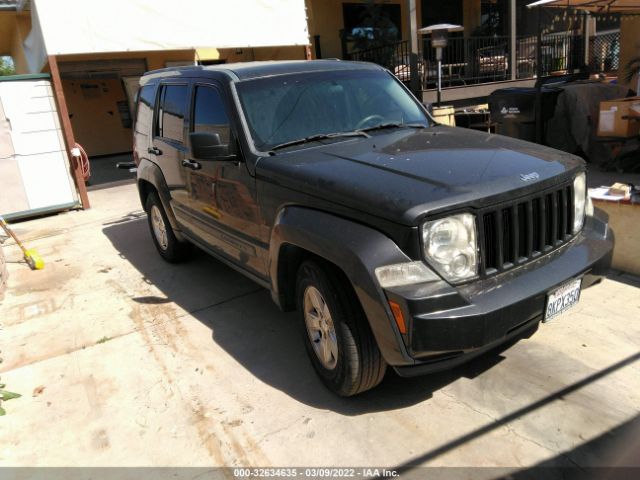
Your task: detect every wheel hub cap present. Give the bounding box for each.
[150,205,168,250]
[303,286,338,370]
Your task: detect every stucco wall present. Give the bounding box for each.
[463,0,481,37]
[618,16,640,92]
[0,11,31,74]
[0,13,14,55]
[56,50,196,71]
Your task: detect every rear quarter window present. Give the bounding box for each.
[134,84,155,137]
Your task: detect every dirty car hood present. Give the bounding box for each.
[256,126,584,225]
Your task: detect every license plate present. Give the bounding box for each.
[544,278,582,323]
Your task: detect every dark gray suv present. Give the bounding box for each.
[132,60,613,396]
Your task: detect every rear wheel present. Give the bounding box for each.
[296,260,386,396]
[145,192,190,262]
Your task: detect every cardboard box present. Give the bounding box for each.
[432,106,456,126]
[591,200,640,276]
[597,96,640,138]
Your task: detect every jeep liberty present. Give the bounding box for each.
[132,60,613,396]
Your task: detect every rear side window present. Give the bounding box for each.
[192,85,230,145]
[135,84,155,135]
[156,84,188,143]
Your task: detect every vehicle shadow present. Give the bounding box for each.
[103,216,525,415]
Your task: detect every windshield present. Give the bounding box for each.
[235,69,430,152]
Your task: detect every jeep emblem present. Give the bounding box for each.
[520,172,540,182]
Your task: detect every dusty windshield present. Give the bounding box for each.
[235,69,430,152]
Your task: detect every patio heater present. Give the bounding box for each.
[419,24,463,106]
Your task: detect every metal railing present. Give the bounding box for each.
[348,30,617,91]
[422,35,511,87]
[348,40,413,81]
[420,33,584,87]
[589,30,620,73]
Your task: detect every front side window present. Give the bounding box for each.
[191,85,230,145]
[157,84,188,143]
[235,69,429,151]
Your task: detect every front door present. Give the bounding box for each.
[183,83,266,278]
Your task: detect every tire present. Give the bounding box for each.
[296,260,386,396]
[145,191,190,263]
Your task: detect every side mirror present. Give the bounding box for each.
[190,132,236,160]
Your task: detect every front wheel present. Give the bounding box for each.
[296,260,386,396]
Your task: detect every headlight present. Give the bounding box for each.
[421,213,478,283]
[573,172,587,233]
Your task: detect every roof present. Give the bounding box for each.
[142,60,384,83]
[25,0,306,61]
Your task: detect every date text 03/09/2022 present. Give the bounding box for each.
[233,468,400,478]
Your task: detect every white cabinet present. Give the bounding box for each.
[0,76,79,220]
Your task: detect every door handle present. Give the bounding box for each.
[182,159,202,170]
[148,146,162,155]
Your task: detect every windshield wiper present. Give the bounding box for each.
[356,122,427,133]
[269,131,370,152]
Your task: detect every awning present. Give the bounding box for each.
[527,0,640,13]
[24,0,309,72]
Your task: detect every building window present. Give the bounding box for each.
[421,0,463,31]
[342,3,401,42]
[479,0,508,36]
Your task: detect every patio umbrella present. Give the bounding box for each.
[419,24,464,106]
[527,0,640,13]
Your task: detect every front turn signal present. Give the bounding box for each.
[388,300,407,335]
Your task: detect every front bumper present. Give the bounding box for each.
[384,213,613,376]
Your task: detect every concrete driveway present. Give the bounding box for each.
[1,182,639,474]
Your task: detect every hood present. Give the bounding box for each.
[256,126,584,225]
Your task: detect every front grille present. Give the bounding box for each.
[479,183,574,275]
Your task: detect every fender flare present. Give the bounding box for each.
[269,206,416,365]
[137,158,184,240]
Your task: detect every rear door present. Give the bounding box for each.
[149,82,191,225]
